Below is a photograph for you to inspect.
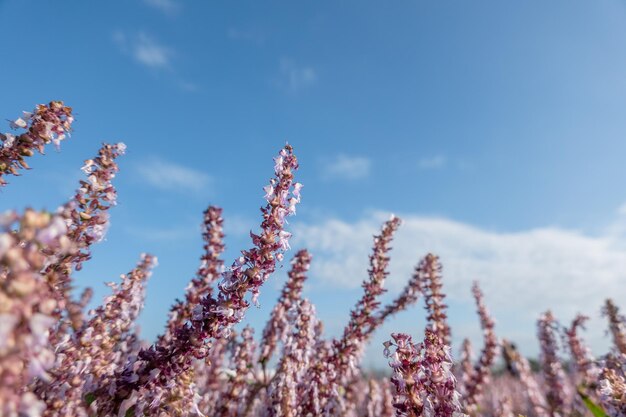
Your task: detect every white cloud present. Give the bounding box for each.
[133,33,171,69]
[418,155,446,169]
[279,58,317,92]
[143,0,180,14]
[135,157,212,193]
[321,155,371,180]
[113,31,172,69]
[113,31,197,92]
[292,210,626,356]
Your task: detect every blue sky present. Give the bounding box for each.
[2,0,626,367]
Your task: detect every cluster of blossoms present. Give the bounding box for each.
[604,299,626,355]
[420,255,451,346]
[598,352,626,416]
[459,282,498,414]
[501,339,550,417]
[563,315,600,390]
[384,330,465,417]
[383,253,464,417]
[41,254,157,417]
[2,101,626,417]
[0,101,74,185]
[161,205,226,345]
[598,299,626,416]
[537,311,571,416]
[258,249,311,372]
[0,209,75,417]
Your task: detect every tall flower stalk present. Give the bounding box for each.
[47,143,126,343]
[42,254,156,417]
[320,216,401,413]
[332,215,401,367]
[603,299,626,355]
[215,326,257,417]
[369,255,425,337]
[93,144,301,416]
[258,249,311,370]
[501,339,549,417]
[463,282,498,413]
[161,205,225,344]
[420,254,451,346]
[0,209,73,417]
[598,353,626,417]
[563,315,599,390]
[265,299,318,417]
[457,338,475,397]
[537,311,569,417]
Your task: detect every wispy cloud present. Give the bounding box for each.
[222,214,258,238]
[292,209,626,355]
[418,155,447,170]
[113,31,197,91]
[134,33,171,68]
[113,31,172,70]
[321,155,371,180]
[228,27,265,45]
[176,79,200,92]
[278,58,317,92]
[135,157,212,193]
[143,0,180,15]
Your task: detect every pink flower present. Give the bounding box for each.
[264,184,275,202]
[288,197,299,215]
[36,216,68,246]
[3,133,15,148]
[293,182,303,200]
[274,155,284,174]
[0,313,18,349]
[279,230,292,250]
[81,159,95,174]
[10,117,28,129]
[18,393,46,417]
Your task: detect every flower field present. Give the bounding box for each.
[0,101,624,417]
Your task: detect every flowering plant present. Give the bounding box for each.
[1,101,624,417]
